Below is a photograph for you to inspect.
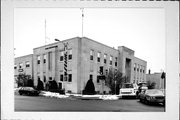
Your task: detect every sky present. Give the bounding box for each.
[14,8,165,73]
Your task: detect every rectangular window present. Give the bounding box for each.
[104,54,107,64]
[25,61,30,67]
[60,51,64,61]
[97,76,100,83]
[44,75,46,82]
[110,56,113,65]
[48,52,52,70]
[68,74,72,82]
[60,74,63,81]
[37,55,40,64]
[19,63,23,69]
[115,57,117,67]
[49,77,52,81]
[90,50,93,60]
[134,63,136,71]
[68,49,72,60]
[14,65,17,69]
[97,52,100,62]
[43,54,46,63]
[137,65,139,72]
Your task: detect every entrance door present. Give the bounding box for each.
[59,83,62,90]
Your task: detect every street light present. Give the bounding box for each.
[55,38,69,92]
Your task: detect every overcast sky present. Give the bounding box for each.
[14,8,165,73]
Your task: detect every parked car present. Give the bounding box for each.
[119,83,138,98]
[19,87,40,96]
[139,89,165,105]
[136,82,148,98]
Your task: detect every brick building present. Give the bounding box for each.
[14,37,147,94]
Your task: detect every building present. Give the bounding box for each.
[14,37,147,94]
[146,72,165,89]
[14,54,33,87]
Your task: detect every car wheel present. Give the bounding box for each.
[140,98,142,102]
[144,98,149,104]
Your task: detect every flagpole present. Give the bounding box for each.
[44,19,47,45]
[81,8,84,37]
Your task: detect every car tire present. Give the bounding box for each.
[140,98,142,102]
[144,98,149,104]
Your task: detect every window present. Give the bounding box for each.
[110,56,113,65]
[19,63,23,69]
[68,74,72,82]
[60,74,63,81]
[137,65,139,72]
[115,57,117,67]
[90,50,93,60]
[25,61,30,67]
[14,65,17,69]
[44,75,46,82]
[104,54,107,64]
[43,54,46,63]
[97,76,100,83]
[37,55,40,64]
[97,52,101,62]
[60,51,64,61]
[49,77,52,81]
[89,74,93,80]
[68,49,72,60]
[134,64,136,71]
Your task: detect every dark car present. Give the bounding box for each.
[19,87,40,96]
[139,89,165,105]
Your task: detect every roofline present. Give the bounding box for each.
[82,37,118,51]
[33,36,81,50]
[15,54,33,59]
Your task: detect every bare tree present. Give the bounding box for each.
[105,68,126,94]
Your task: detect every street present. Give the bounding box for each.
[15,95,165,112]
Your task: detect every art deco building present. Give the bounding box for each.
[14,37,147,94]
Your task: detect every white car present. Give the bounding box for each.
[119,83,138,98]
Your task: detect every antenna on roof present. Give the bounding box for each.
[80,8,84,37]
[45,19,47,45]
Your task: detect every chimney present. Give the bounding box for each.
[148,69,151,74]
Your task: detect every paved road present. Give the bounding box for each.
[15,95,165,112]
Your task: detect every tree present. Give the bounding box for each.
[37,79,44,90]
[15,73,32,87]
[105,69,126,95]
[146,80,156,89]
[83,79,95,95]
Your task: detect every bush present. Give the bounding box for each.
[83,79,95,95]
[37,80,44,90]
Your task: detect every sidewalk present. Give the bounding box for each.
[40,91,120,100]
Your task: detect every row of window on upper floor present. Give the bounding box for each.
[134,63,145,73]
[36,49,118,67]
[14,61,30,69]
[90,50,118,67]
[37,49,72,64]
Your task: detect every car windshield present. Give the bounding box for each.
[146,90,163,94]
[122,84,133,88]
[25,87,34,90]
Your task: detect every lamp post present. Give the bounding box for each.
[55,39,68,92]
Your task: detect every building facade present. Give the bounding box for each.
[14,54,33,87]
[14,37,147,93]
[146,72,165,89]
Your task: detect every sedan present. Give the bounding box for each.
[19,87,40,96]
[139,89,165,105]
